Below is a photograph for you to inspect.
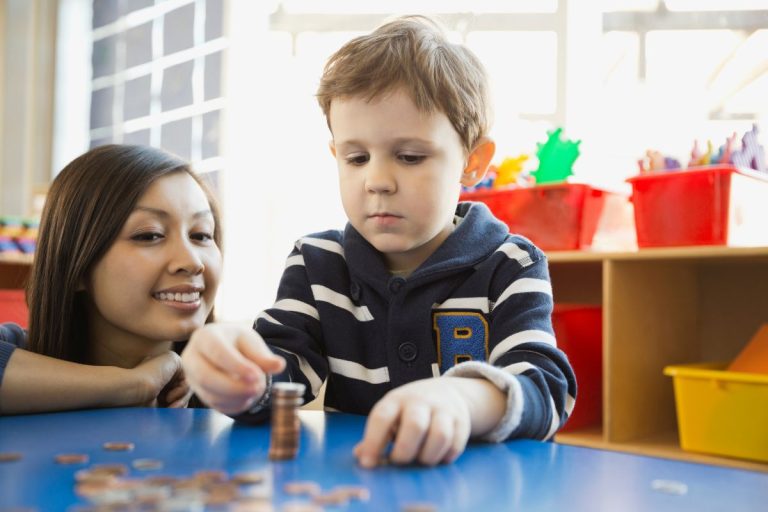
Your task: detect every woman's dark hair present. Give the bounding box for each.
[26,144,222,361]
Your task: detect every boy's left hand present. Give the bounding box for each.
[353,378,472,468]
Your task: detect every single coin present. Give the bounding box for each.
[102,442,135,451]
[283,481,321,497]
[333,485,371,501]
[281,501,323,512]
[312,490,349,506]
[272,382,306,396]
[132,458,164,470]
[230,497,274,512]
[0,452,22,462]
[73,469,118,485]
[194,469,228,483]
[55,453,89,464]
[89,463,129,476]
[401,503,438,512]
[651,479,688,496]
[231,471,266,485]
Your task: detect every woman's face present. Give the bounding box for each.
[87,172,222,350]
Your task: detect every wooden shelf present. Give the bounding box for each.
[557,429,768,473]
[0,255,32,289]
[0,253,33,265]
[548,245,768,473]
[547,245,768,263]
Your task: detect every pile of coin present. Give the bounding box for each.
[268,382,306,461]
[71,466,273,510]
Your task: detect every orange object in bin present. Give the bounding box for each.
[551,304,602,431]
[728,324,768,375]
[628,165,768,247]
[461,183,634,251]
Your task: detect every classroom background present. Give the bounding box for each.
[1,0,768,474]
[0,0,765,320]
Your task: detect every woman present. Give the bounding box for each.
[0,144,222,414]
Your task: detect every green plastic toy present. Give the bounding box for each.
[531,128,581,184]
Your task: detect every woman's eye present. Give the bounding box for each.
[346,154,369,165]
[399,154,426,164]
[132,232,163,242]
[191,232,214,242]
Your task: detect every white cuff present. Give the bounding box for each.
[443,361,524,443]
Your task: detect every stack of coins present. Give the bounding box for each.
[268,382,306,460]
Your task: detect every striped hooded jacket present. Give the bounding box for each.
[242,202,577,441]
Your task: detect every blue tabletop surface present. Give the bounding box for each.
[1,408,767,511]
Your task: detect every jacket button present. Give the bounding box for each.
[398,342,418,362]
[350,281,361,301]
[388,277,405,294]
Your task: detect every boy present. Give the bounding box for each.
[182,15,576,468]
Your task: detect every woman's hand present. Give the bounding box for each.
[131,351,189,407]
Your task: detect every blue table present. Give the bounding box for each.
[1,408,766,511]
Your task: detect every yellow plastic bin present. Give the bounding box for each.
[664,362,768,463]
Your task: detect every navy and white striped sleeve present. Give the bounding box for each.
[444,239,577,442]
[0,323,27,389]
[238,239,330,422]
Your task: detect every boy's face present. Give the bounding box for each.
[329,88,472,273]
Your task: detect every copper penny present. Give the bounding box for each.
[55,453,89,464]
[102,441,134,451]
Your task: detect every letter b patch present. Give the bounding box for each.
[433,312,489,374]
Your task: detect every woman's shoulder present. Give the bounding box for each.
[0,323,27,348]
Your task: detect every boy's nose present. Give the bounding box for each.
[365,161,396,194]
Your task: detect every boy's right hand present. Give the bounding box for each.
[181,324,286,415]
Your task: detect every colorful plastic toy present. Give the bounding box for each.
[637,150,680,174]
[688,140,714,167]
[493,154,529,188]
[731,124,766,173]
[531,128,580,184]
[712,132,737,165]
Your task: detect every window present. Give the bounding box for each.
[89,0,226,182]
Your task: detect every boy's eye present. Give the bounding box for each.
[132,232,163,242]
[399,153,426,165]
[345,153,369,166]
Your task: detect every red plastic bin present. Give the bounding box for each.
[628,165,768,248]
[461,183,635,251]
[552,304,602,432]
[0,289,28,328]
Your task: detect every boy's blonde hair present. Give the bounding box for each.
[316,15,491,154]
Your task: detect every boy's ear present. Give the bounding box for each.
[329,140,336,158]
[461,138,496,187]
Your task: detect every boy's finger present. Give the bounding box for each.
[191,357,264,399]
[196,336,261,381]
[236,331,286,373]
[442,418,470,464]
[356,401,401,468]
[389,404,430,465]
[418,410,454,466]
